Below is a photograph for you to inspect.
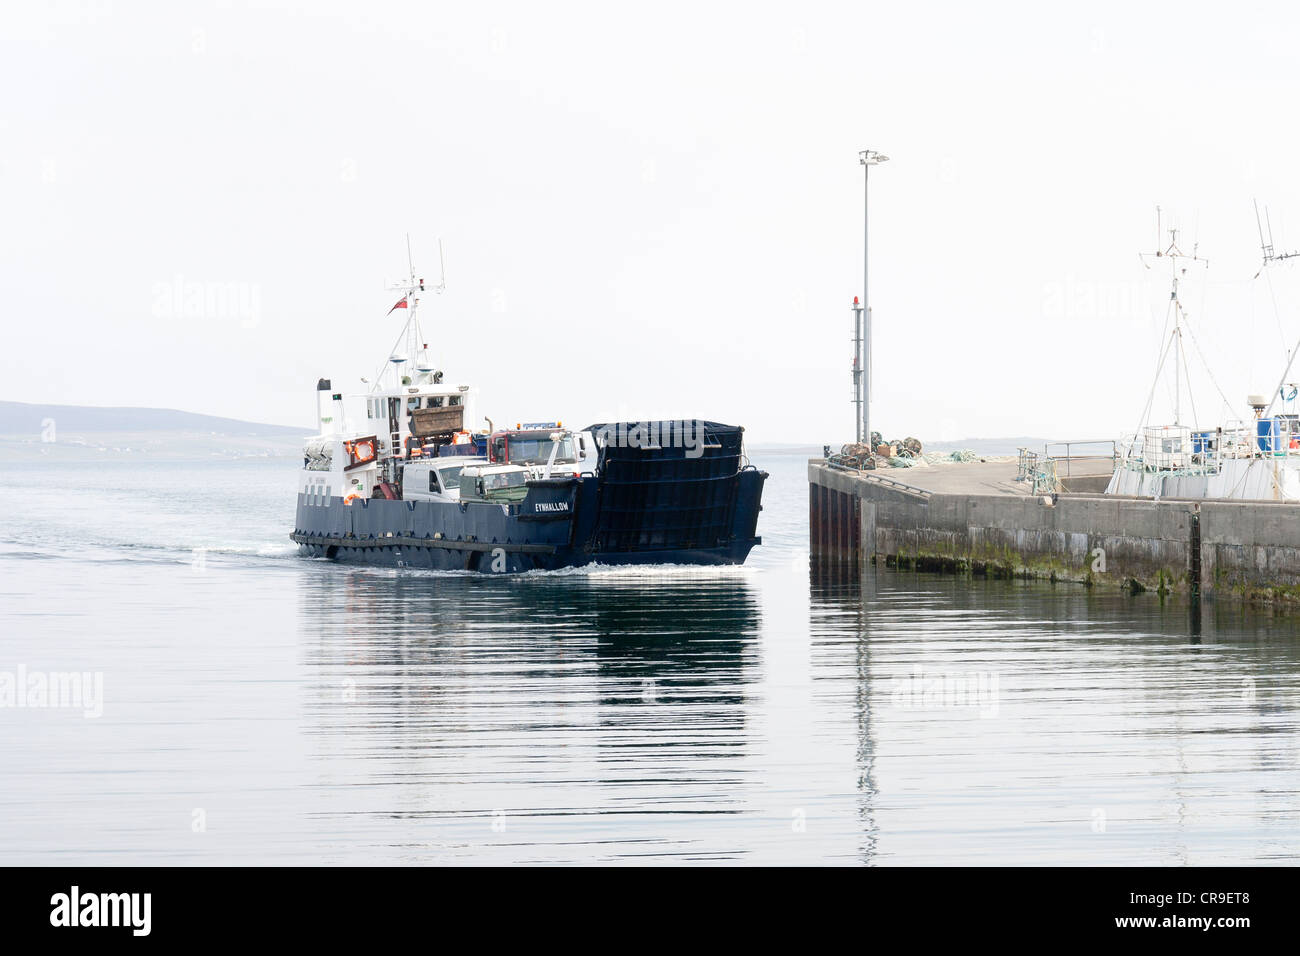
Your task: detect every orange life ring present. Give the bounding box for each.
[352,440,375,462]
[343,493,361,506]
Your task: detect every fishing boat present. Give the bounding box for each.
[289,246,767,571]
[1106,209,1300,501]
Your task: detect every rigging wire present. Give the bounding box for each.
[1131,309,1177,448]
[1264,267,1289,355]
[1180,305,1236,420]
[1176,327,1200,429]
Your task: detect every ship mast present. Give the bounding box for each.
[1253,201,1300,421]
[373,234,446,391]
[1133,208,1207,433]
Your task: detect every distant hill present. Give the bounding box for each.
[0,401,307,437]
[0,401,1073,458]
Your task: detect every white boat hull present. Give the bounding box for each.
[1106,456,1300,501]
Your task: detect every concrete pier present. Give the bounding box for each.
[809,458,1300,604]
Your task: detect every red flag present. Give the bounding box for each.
[387,296,408,315]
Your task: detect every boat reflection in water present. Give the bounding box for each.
[296,566,763,863]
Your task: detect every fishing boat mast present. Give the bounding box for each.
[1253,201,1300,420]
[1130,208,1208,438]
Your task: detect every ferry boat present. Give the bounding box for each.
[1106,212,1300,501]
[289,250,767,571]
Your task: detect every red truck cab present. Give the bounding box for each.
[488,423,582,469]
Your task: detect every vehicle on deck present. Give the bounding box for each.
[289,249,767,572]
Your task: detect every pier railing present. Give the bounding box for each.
[1015,448,1037,482]
[1042,439,1118,478]
[858,472,932,500]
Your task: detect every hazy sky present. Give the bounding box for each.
[7,1,1300,444]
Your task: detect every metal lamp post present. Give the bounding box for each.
[859,149,888,449]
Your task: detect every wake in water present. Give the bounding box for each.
[298,555,765,582]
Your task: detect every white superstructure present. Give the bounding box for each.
[298,241,486,504]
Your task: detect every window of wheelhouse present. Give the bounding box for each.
[491,437,506,463]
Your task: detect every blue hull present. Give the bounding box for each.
[291,421,767,574]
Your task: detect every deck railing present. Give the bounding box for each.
[1116,421,1300,475]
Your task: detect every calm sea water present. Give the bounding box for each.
[2,450,1298,865]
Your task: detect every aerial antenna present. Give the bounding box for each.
[373,235,446,389]
[1253,199,1299,278]
[1139,206,1209,270]
[1134,206,1208,429]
